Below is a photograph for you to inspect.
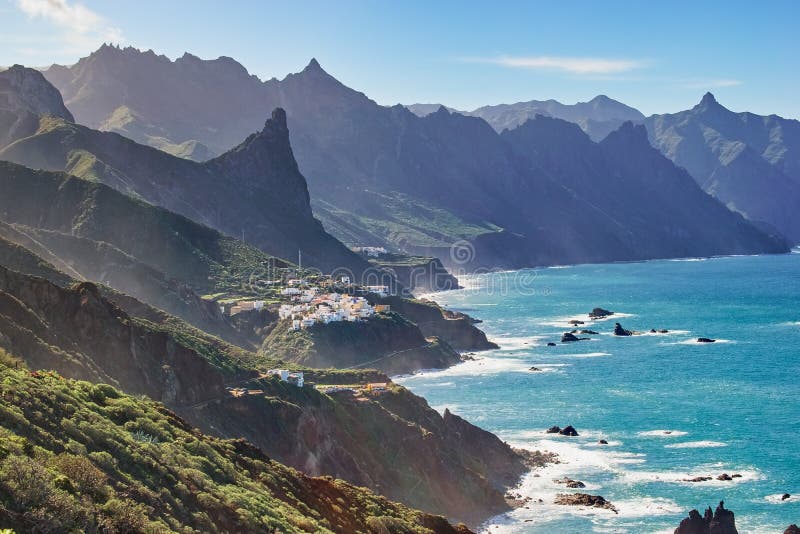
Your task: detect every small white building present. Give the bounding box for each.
[281,287,301,296]
[266,369,304,388]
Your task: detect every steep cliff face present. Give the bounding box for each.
[376,296,498,351]
[673,501,738,534]
[0,265,236,405]
[39,47,789,266]
[0,65,73,149]
[260,312,462,375]
[644,93,800,242]
[183,377,527,527]
[1,67,370,277]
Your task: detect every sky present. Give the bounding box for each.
[2,0,798,118]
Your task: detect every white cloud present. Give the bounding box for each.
[464,55,646,74]
[682,79,742,89]
[15,0,124,52]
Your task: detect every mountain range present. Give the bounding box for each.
[33,45,792,270]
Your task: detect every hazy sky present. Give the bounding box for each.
[2,0,798,117]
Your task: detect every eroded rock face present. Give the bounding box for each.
[784,525,800,534]
[0,65,74,148]
[674,501,738,534]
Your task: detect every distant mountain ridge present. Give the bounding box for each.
[37,46,790,267]
[643,92,800,242]
[406,95,646,141]
[1,65,371,279]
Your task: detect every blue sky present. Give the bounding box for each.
[2,0,798,117]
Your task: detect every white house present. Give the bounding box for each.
[267,369,304,387]
[281,287,301,296]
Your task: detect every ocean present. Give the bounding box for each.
[396,253,800,533]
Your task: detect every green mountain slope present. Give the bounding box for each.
[0,357,469,533]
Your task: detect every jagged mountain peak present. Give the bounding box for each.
[0,64,74,148]
[305,57,323,71]
[601,120,651,148]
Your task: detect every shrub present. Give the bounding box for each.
[0,455,55,510]
[51,453,109,500]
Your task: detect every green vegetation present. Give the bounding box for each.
[0,357,465,533]
[313,192,501,249]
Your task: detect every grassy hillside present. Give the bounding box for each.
[0,355,468,533]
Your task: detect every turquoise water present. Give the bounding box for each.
[396,253,800,533]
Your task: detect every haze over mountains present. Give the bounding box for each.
[30,45,793,272]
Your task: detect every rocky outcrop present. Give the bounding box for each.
[589,307,614,319]
[260,312,462,376]
[559,425,579,436]
[0,65,74,148]
[785,525,800,534]
[674,501,738,534]
[561,332,588,342]
[555,493,617,513]
[376,296,498,351]
[697,337,717,343]
[614,322,633,336]
[183,378,531,527]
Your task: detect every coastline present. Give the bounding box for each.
[398,255,800,532]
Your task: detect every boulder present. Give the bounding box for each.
[782,494,791,501]
[529,366,542,372]
[554,493,617,513]
[785,525,800,534]
[598,439,609,445]
[684,476,713,483]
[580,329,599,335]
[697,337,716,343]
[673,501,738,534]
[613,322,632,336]
[561,332,588,342]
[546,425,561,434]
[569,319,585,325]
[589,308,614,319]
[547,342,557,347]
[659,329,669,333]
[717,473,732,481]
[559,425,579,437]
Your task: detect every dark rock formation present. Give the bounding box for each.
[569,319,585,325]
[673,501,738,534]
[613,323,633,336]
[561,332,588,342]
[547,342,557,347]
[697,337,717,343]
[598,439,609,445]
[529,367,542,372]
[717,473,732,481]
[559,425,579,437]
[579,329,599,335]
[785,525,800,533]
[546,426,561,434]
[684,476,713,483]
[782,494,792,501]
[589,307,614,319]
[555,493,617,513]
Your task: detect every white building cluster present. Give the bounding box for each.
[266,369,304,387]
[278,287,389,331]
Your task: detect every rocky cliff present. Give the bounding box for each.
[260,312,462,375]
[182,376,528,526]
[674,501,738,534]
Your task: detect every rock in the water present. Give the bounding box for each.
[559,425,579,437]
[613,322,633,336]
[674,501,738,534]
[547,342,557,347]
[554,477,585,488]
[697,337,716,343]
[598,439,609,445]
[580,329,599,335]
[785,525,800,534]
[569,319,585,325]
[650,328,657,333]
[684,476,713,482]
[555,493,617,513]
[782,493,791,501]
[529,366,542,372]
[717,473,732,481]
[561,332,588,342]
[659,329,669,333]
[546,425,561,434]
[589,308,614,319]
